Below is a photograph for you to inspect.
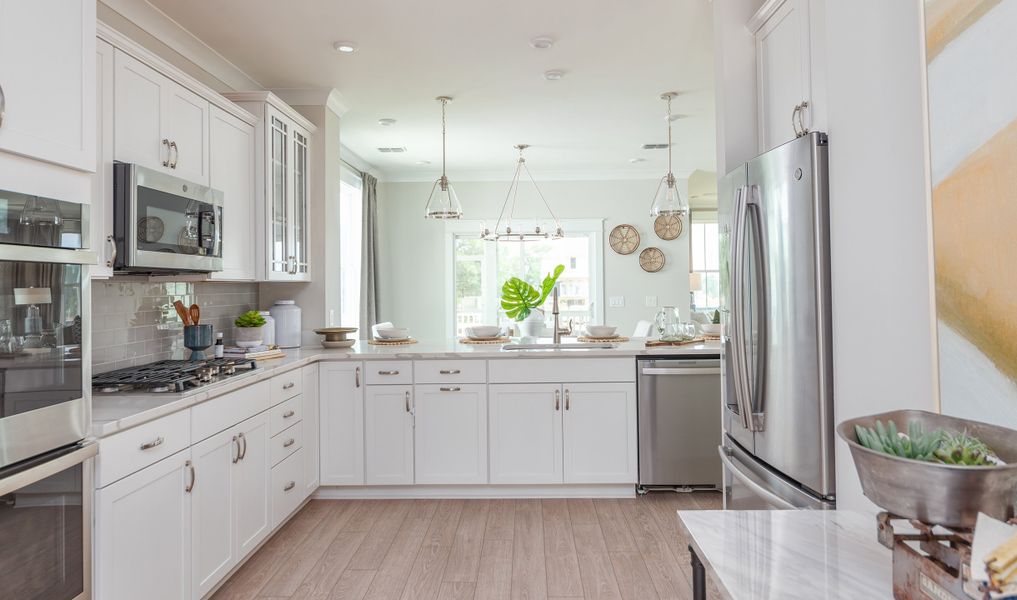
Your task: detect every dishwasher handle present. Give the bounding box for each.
[641,367,721,376]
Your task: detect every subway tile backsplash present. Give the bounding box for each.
[91,280,259,373]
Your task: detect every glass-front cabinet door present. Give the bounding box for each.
[268,112,290,277]
[291,128,309,277]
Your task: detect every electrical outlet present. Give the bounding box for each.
[609,296,625,307]
[645,296,658,307]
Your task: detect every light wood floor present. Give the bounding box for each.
[211,492,724,600]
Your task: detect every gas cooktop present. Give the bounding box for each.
[92,358,257,394]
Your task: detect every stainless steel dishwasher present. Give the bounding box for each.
[637,356,722,492]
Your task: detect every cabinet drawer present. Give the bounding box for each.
[271,421,303,467]
[365,361,412,385]
[271,370,303,404]
[270,395,302,437]
[96,410,191,488]
[413,360,486,384]
[488,358,635,383]
[192,380,271,442]
[271,448,305,528]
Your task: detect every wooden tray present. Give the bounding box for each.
[576,336,630,343]
[368,338,418,346]
[459,337,511,345]
[645,337,707,348]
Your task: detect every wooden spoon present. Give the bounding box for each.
[189,304,200,326]
[173,300,191,326]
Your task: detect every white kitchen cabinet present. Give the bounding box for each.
[114,50,209,185]
[209,106,256,281]
[234,413,271,557]
[301,364,320,495]
[319,362,364,485]
[92,37,115,278]
[364,385,414,485]
[223,92,314,281]
[562,383,638,484]
[414,384,487,484]
[95,450,192,600]
[0,0,94,171]
[489,384,563,484]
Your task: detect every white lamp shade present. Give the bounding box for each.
[689,272,703,291]
[14,287,52,305]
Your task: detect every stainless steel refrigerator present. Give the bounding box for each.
[718,132,835,510]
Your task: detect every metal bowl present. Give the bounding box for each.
[837,410,1017,528]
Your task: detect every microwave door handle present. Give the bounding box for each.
[746,186,768,432]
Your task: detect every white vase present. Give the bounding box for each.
[234,326,263,348]
[516,309,544,340]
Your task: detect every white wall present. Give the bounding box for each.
[377,179,694,341]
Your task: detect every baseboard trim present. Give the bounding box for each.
[312,484,637,499]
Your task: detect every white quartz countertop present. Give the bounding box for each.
[678,510,893,600]
[91,337,720,438]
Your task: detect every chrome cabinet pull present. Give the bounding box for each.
[162,139,171,167]
[185,460,195,493]
[282,382,295,390]
[232,435,240,464]
[355,366,361,387]
[0,82,6,128]
[139,437,164,451]
[554,389,560,411]
[238,432,247,460]
[379,370,400,375]
[169,140,178,168]
[439,369,461,375]
[797,100,810,137]
[282,410,295,418]
[405,391,411,413]
[283,438,295,448]
[106,235,117,268]
[565,389,570,411]
[284,481,296,492]
[439,386,460,392]
[791,104,801,137]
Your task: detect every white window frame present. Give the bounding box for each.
[444,219,605,339]
[689,209,720,312]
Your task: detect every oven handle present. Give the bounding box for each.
[0,443,97,496]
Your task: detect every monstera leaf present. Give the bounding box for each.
[500,264,566,322]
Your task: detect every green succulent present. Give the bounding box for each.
[854,419,1000,466]
[934,430,997,466]
[712,309,721,325]
[500,264,565,322]
[235,310,266,328]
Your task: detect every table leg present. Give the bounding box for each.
[689,545,706,600]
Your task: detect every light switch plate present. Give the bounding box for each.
[645,296,658,307]
[609,296,625,307]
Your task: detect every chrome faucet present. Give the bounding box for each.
[551,286,573,344]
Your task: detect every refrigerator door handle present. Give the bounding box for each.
[719,446,795,509]
[729,185,753,431]
[745,185,768,432]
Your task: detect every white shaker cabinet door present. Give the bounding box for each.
[319,362,364,485]
[0,0,95,171]
[234,412,271,558]
[95,450,192,600]
[209,107,256,281]
[754,0,812,152]
[190,429,237,600]
[413,384,487,484]
[91,38,115,278]
[163,80,209,185]
[562,383,638,484]
[301,363,320,495]
[488,384,563,484]
[364,385,414,485]
[113,50,167,172]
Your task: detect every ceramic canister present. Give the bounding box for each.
[259,310,275,346]
[269,300,301,348]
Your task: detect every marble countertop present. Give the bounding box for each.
[91,337,720,438]
[678,510,893,600]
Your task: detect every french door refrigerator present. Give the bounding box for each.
[718,132,835,510]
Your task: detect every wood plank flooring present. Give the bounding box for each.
[212,493,723,600]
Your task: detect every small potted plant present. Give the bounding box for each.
[701,309,722,336]
[234,310,266,348]
[501,264,565,339]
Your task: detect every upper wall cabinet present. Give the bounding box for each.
[224,92,314,282]
[749,0,826,152]
[0,0,95,172]
[209,107,257,281]
[114,50,210,185]
[92,38,115,278]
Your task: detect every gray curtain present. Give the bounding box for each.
[359,172,379,333]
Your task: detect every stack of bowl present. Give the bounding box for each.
[313,327,358,349]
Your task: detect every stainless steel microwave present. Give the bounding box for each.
[113,163,223,273]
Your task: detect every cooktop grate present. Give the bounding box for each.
[92,358,257,393]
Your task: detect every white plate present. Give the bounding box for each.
[467,335,502,341]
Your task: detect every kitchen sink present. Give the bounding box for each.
[501,342,618,351]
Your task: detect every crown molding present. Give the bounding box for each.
[377,167,693,184]
[272,89,350,117]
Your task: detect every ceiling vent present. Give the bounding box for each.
[377,147,407,153]
[641,143,670,150]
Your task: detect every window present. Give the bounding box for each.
[339,165,363,328]
[446,220,604,338]
[690,210,720,312]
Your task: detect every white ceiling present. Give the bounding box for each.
[146,0,716,181]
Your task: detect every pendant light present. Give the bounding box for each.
[482,144,563,242]
[648,92,689,217]
[424,96,463,219]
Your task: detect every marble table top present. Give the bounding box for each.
[678,510,893,600]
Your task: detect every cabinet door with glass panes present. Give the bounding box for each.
[264,106,311,281]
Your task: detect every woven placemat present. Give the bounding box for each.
[702,334,721,341]
[459,337,511,345]
[368,338,418,346]
[645,337,707,348]
[576,336,630,343]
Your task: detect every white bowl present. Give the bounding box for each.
[235,339,263,348]
[321,339,356,349]
[586,325,617,338]
[700,323,722,335]
[466,326,501,339]
[375,327,409,340]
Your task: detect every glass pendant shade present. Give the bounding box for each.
[649,173,688,217]
[424,176,463,219]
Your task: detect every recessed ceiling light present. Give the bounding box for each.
[543,69,565,81]
[332,41,358,53]
[416,160,431,165]
[530,36,554,49]
[378,118,397,127]
[629,158,647,163]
